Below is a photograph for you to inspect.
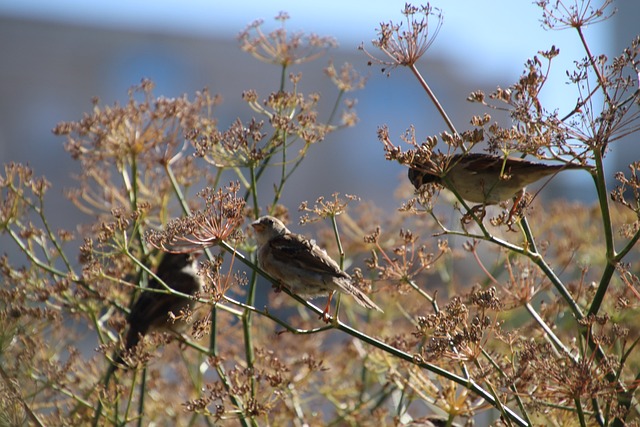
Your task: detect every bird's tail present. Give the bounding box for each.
[124,326,142,352]
[111,327,145,369]
[343,281,383,312]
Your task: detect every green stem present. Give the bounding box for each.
[7,228,68,278]
[242,270,257,402]
[217,240,528,427]
[163,162,250,425]
[282,143,310,182]
[207,307,251,427]
[124,154,148,260]
[518,216,538,253]
[136,369,147,427]
[528,250,584,320]
[575,396,587,427]
[336,321,528,426]
[242,164,262,426]
[589,151,615,317]
[35,195,73,272]
[576,26,612,106]
[326,90,344,126]
[165,163,191,216]
[243,147,276,201]
[405,279,439,312]
[409,63,458,138]
[279,65,288,92]
[525,302,574,360]
[518,216,584,320]
[223,294,332,335]
[482,349,533,427]
[331,216,345,268]
[615,228,640,261]
[435,215,584,319]
[472,359,510,426]
[272,134,288,209]
[330,215,345,319]
[249,166,260,216]
[129,154,139,210]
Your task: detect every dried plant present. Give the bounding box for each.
[1,3,640,426]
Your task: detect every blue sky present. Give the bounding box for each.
[0,0,611,83]
[0,0,628,209]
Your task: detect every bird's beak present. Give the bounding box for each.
[251,221,264,232]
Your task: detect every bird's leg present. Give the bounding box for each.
[506,189,526,225]
[320,291,335,323]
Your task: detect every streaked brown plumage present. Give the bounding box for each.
[252,215,382,321]
[408,153,585,205]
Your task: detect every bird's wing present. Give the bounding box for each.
[148,270,200,294]
[127,272,196,322]
[450,153,516,175]
[127,291,175,326]
[124,291,176,349]
[459,154,575,182]
[267,233,345,277]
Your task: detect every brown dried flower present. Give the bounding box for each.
[146,182,245,251]
[298,192,360,224]
[238,12,337,66]
[537,0,616,30]
[362,3,442,71]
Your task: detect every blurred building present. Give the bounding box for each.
[0,2,637,236]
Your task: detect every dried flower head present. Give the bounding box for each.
[416,290,500,363]
[564,37,640,154]
[230,85,337,168]
[611,161,640,215]
[298,192,360,224]
[198,253,244,302]
[537,0,616,30]
[365,227,448,290]
[324,61,367,93]
[190,117,266,168]
[146,182,245,251]
[514,339,617,409]
[238,12,337,66]
[53,80,221,218]
[0,163,40,227]
[53,80,219,169]
[323,61,366,127]
[362,3,442,71]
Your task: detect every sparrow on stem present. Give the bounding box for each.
[408,153,585,209]
[120,252,202,362]
[252,215,382,322]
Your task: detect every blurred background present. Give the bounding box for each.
[0,0,638,235]
[0,3,637,424]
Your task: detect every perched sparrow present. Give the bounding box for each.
[252,215,382,321]
[122,252,202,357]
[408,153,584,205]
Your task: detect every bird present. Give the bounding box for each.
[251,215,382,322]
[408,152,585,205]
[119,252,202,364]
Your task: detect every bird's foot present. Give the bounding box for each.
[319,292,335,324]
[505,191,530,228]
[319,309,333,324]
